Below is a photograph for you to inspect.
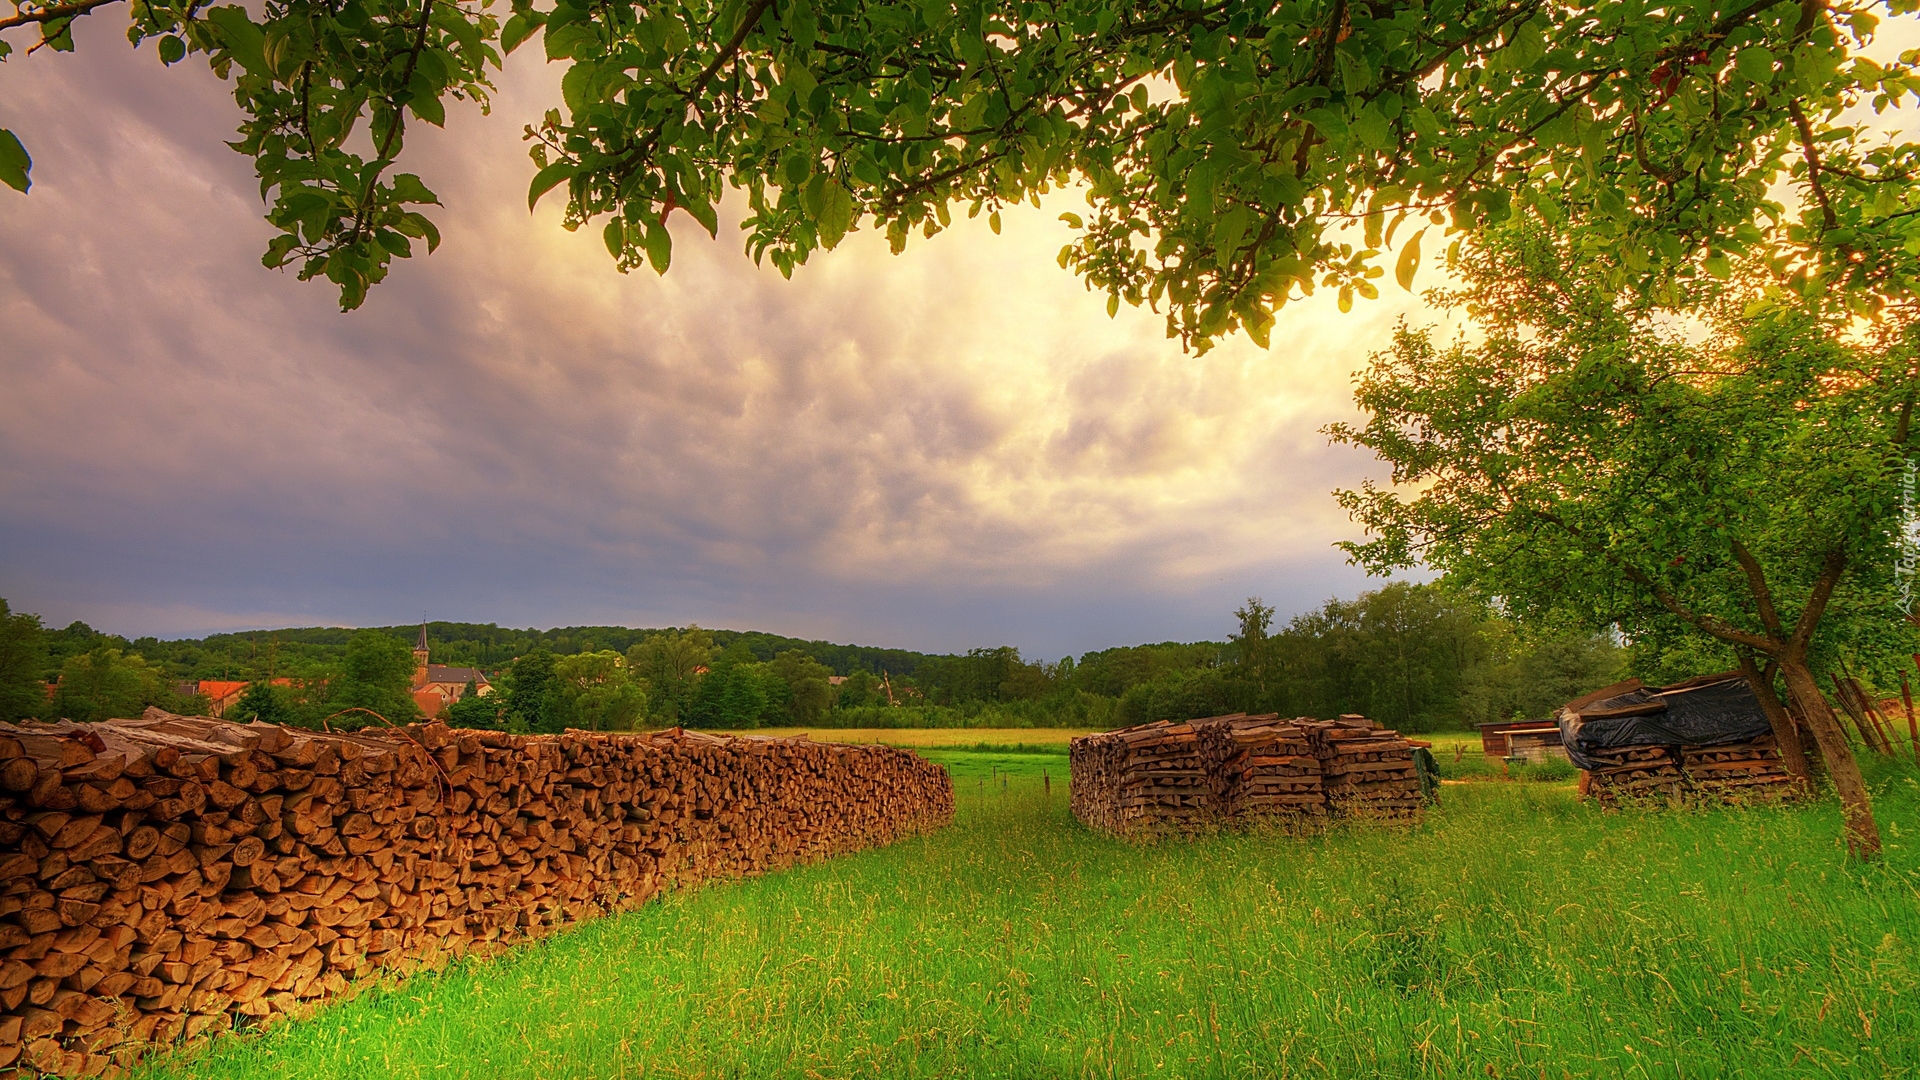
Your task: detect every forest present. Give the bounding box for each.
[2,583,1650,735]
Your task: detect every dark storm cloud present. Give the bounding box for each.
[0,19,1416,657]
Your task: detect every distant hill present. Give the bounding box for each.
[76,620,946,683]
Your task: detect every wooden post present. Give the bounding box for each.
[1044,770,1050,795]
[1904,674,1919,766]
[1831,674,1885,753]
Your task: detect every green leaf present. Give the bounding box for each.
[263,233,299,267]
[1352,105,1393,151]
[502,13,543,54]
[528,161,576,211]
[788,0,817,53]
[603,217,625,258]
[988,210,1001,235]
[681,192,718,238]
[818,180,854,248]
[408,70,447,127]
[1396,228,1426,292]
[544,22,596,61]
[1735,47,1774,84]
[1215,204,1251,260]
[561,61,596,117]
[389,173,440,207]
[206,7,268,78]
[158,34,186,66]
[643,220,672,273]
[0,128,30,193]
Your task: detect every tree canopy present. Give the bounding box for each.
[5,1,1916,339]
[324,628,422,725]
[1331,220,1913,855]
[0,599,47,723]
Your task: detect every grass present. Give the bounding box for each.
[134,746,1920,1080]
[737,726,1094,748]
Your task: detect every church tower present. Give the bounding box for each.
[413,622,430,685]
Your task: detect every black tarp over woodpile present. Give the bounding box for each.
[1558,675,1796,802]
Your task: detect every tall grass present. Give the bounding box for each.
[821,692,1120,729]
[744,726,1092,748]
[137,760,1920,1080]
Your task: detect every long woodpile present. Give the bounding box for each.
[1300,717,1424,818]
[1071,713,1421,836]
[0,710,952,1077]
[1195,715,1325,818]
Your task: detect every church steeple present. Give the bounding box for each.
[413,621,431,681]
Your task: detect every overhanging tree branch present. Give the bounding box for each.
[0,0,119,31]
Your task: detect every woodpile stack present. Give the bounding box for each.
[1578,746,1686,804]
[1581,738,1796,804]
[1195,715,1325,818]
[0,710,951,1078]
[1679,737,1796,799]
[1067,720,1211,834]
[1559,675,1808,806]
[1072,713,1419,836]
[1300,717,1424,819]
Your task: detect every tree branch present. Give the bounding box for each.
[346,0,437,244]
[1787,547,1847,653]
[608,0,775,190]
[1787,98,1838,232]
[1730,538,1785,640]
[1618,562,1777,651]
[0,0,119,31]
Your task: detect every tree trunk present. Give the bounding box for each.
[1737,652,1811,786]
[1780,656,1881,859]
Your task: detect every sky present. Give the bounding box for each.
[20,17,1899,660]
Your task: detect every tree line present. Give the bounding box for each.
[5,575,1906,749]
[3,586,1634,735]
[82,621,943,685]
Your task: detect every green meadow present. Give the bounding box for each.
[136,744,1920,1080]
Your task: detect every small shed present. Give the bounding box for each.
[1475,719,1568,762]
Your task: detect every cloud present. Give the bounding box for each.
[0,18,1431,657]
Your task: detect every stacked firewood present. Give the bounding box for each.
[1579,745,1687,804]
[1194,715,1325,818]
[1072,713,1421,835]
[1579,741,1800,804]
[0,710,952,1078]
[1679,737,1797,799]
[1299,717,1424,819]
[1067,720,1212,833]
